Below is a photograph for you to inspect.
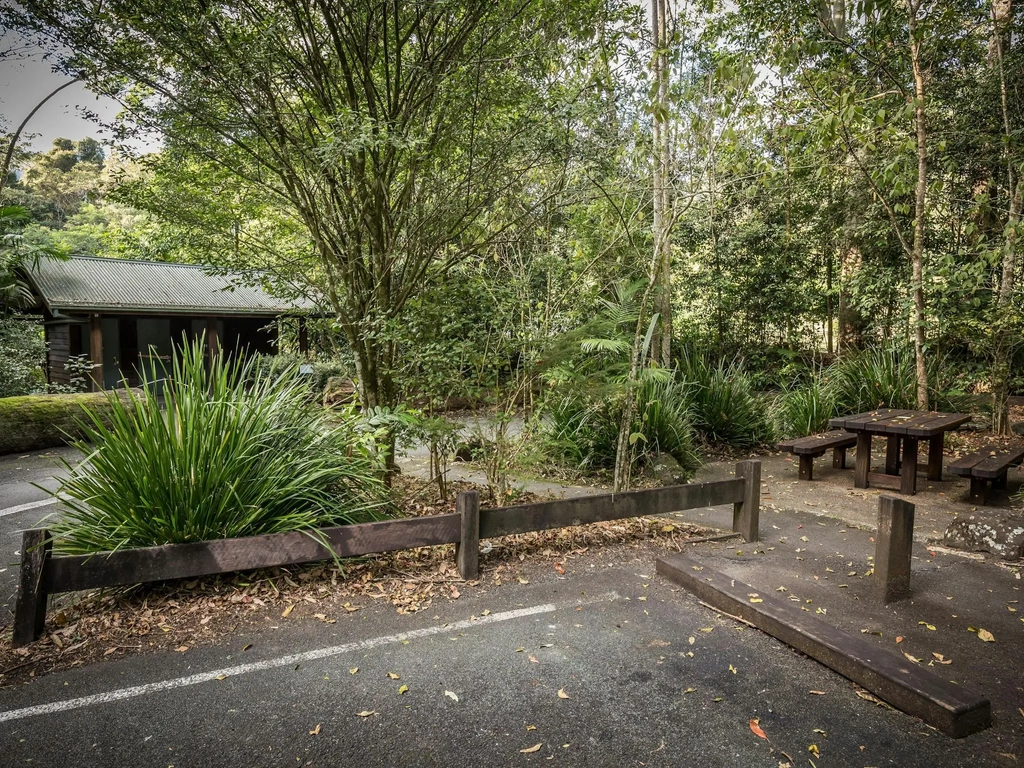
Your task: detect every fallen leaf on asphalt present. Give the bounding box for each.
[895,636,904,644]
[904,653,921,663]
[520,743,542,753]
[700,627,713,633]
[355,711,377,717]
[349,667,359,674]
[342,602,360,613]
[516,647,525,652]
[860,629,882,636]
[557,689,570,699]
[309,724,321,735]
[445,690,459,701]
[808,744,820,757]
[918,621,936,631]
[398,684,409,695]
[808,690,826,695]
[387,672,401,679]
[688,637,695,645]
[526,725,537,731]
[482,610,491,616]
[978,628,995,643]
[729,664,737,674]
[215,675,227,680]
[554,563,565,575]
[242,643,253,651]
[450,586,461,599]
[174,646,189,653]
[684,687,696,694]
[749,719,768,740]
[517,576,529,585]
[281,604,294,618]
[529,655,539,663]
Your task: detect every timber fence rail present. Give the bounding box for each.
[12,460,760,647]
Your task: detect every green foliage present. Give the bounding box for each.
[675,351,776,447]
[826,346,971,415]
[541,377,697,475]
[772,376,836,439]
[50,340,389,555]
[250,353,351,401]
[773,347,974,438]
[0,316,46,397]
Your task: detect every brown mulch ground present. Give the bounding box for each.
[0,477,711,688]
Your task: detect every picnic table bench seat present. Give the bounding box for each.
[948,445,1024,506]
[777,430,857,481]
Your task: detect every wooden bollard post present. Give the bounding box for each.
[13,529,52,648]
[456,491,480,580]
[733,460,761,542]
[876,496,915,602]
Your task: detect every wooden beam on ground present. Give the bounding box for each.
[656,554,991,738]
[456,490,480,580]
[479,480,745,539]
[12,529,52,648]
[875,496,915,602]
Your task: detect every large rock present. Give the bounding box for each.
[943,511,1024,560]
[650,452,688,486]
[322,377,357,408]
[0,389,136,455]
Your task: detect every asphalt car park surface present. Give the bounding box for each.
[0,556,1015,768]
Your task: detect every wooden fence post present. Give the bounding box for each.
[456,491,480,580]
[13,529,52,648]
[876,495,915,602]
[733,460,761,542]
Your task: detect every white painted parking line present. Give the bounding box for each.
[0,497,60,518]
[0,592,619,723]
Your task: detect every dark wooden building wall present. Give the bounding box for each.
[45,324,71,387]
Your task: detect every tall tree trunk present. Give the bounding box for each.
[991,0,1018,434]
[651,0,673,367]
[908,1,930,410]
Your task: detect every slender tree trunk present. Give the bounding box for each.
[651,0,673,367]
[991,0,1018,434]
[908,1,930,410]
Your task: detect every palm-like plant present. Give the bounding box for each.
[50,339,390,554]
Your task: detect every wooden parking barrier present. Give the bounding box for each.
[12,464,759,646]
[875,495,915,603]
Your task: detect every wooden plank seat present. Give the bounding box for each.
[777,430,857,481]
[948,444,1024,506]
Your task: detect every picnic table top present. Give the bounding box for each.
[828,408,972,438]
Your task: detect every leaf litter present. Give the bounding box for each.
[0,477,709,685]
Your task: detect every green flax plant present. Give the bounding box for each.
[49,339,388,555]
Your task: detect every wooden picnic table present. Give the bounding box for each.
[828,409,972,495]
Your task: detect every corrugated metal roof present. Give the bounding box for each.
[26,256,315,316]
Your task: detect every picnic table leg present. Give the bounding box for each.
[855,433,871,488]
[926,435,944,481]
[885,436,901,475]
[992,471,1007,491]
[968,477,987,505]
[900,438,919,495]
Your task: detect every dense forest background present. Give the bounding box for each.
[1,0,1021,491]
